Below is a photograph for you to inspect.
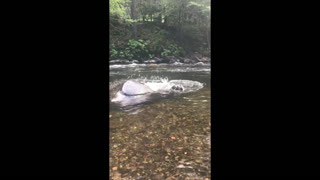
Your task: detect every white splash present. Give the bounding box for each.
[111,77,204,107]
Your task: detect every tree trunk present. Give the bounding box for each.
[158,13,162,23]
[178,8,182,43]
[130,0,138,40]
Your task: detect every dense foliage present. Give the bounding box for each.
[110,0,211,60]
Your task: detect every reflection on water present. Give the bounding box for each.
[109,64,211,179]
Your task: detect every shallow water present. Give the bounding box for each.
[109,64,211,179]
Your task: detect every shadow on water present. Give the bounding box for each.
[109,64,211,179]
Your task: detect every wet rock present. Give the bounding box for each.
[172,62,184,65]
[198,57,210,63]
[177,57,184,61]
[131,60,139,64]
[110,59,130,64]
[109,60,120,64]
[163,56,178,63]
[190,52,203,61]
[169,59,179,64]
[154,57,163,63]
[122,60,131,64]
[183,58,197,64]
[144,59,157,64]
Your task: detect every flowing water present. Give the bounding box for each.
[109,63,211,179]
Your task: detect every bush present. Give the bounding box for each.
[110,40,154,61]
[110,48,118,59]
[161,43,185,57]
[109,39,185,60]
[124,39,149,60]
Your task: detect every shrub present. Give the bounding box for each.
[109,39,185,60]
[161,43,185,57]
[110,48,118,59]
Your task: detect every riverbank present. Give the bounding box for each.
[109,54,211,65]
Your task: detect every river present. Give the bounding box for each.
[109,63,211,179]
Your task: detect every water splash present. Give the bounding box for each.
[110,77,204,109]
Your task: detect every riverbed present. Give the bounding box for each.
[109,63,211,179]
